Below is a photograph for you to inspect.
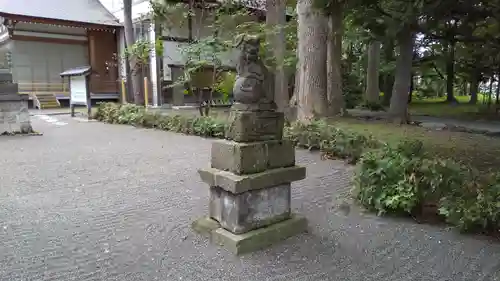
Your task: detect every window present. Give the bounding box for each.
[133,20,151,42]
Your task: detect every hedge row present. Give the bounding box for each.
[95,103,500,234]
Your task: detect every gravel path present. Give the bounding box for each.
[0,115,499,281]
[349,109,500,134]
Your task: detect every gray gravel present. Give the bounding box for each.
[0,115,499,281]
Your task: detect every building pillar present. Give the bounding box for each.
[149,22,158,107]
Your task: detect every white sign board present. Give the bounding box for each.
[163,62,172,81]
[70,76,87,105]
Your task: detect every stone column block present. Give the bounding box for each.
[194,103,307,254]
[0,84,33,134]
[0,83,18,94]
[0,72,12,83]
[211,139,295,175]
[199,165,306,194]
[225,110,284,142]
[209,184,291,234]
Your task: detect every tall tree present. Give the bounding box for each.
[388,26,414,123]
[381,39,395,105]
[326,0,346,115]
[123,0,142,104]
[365,40,381,103]
[296,0,328,121]
[266,0,289,113]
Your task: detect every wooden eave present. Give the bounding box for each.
[0,12,121,32]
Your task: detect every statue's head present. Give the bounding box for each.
[237,34,261,62]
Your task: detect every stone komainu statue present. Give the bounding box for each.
[232,35,275,108]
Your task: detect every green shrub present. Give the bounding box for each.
[94,102,121,123]
[354,140,466,215]
[94,103,226,138]
[285,119,379,163]
[117,104,146,125]
[439,173,500,232]
[285,119,329,150]
[214,71,236,103]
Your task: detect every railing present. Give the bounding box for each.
[32,95,42,109]
[17,81,70,95]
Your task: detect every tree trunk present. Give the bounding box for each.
[266,0,288,113]
[488,77,493,106]
[365,40,381,104]
[326,0,345,116]
[496,69,500,105]
[469,72,479,104]
[388,27,414,123]
[296,0,328,122]
[123,0,142,105]
[407,73,414,103]
[382,39,395,105]
[445,40,457,103]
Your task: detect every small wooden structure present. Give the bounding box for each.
[60,66,91,119]
[0,0,122,108]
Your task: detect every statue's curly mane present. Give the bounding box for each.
[233,35,274,106]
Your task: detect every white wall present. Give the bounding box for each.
[11,41,88,84]
[160,7,240,69]
[110,2,240,69]
[6,22,89,85]
[100,0,148,14]
[111,0,151,22]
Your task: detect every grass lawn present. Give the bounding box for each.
[328,117,500,173]
[409,94,499,120]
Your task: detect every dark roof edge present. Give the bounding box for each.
[0,12,122,28]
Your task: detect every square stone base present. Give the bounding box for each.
[209,184,291,234]
[192,215,308,255]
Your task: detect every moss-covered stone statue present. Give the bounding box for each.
[232,35,276,110]
[193,35,308,255]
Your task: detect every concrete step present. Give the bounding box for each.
[37,97,57,101]
[34,93,60,109]
[40,103,60,109]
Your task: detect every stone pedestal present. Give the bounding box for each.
[0,72,32,134]
[193,105,307,255]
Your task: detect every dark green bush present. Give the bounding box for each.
[439,173,500,232]
[94,102,121,123]
[94,103,226,138]
[285,120,380,163]
[117,104,146,125]
[354,140,467,215]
